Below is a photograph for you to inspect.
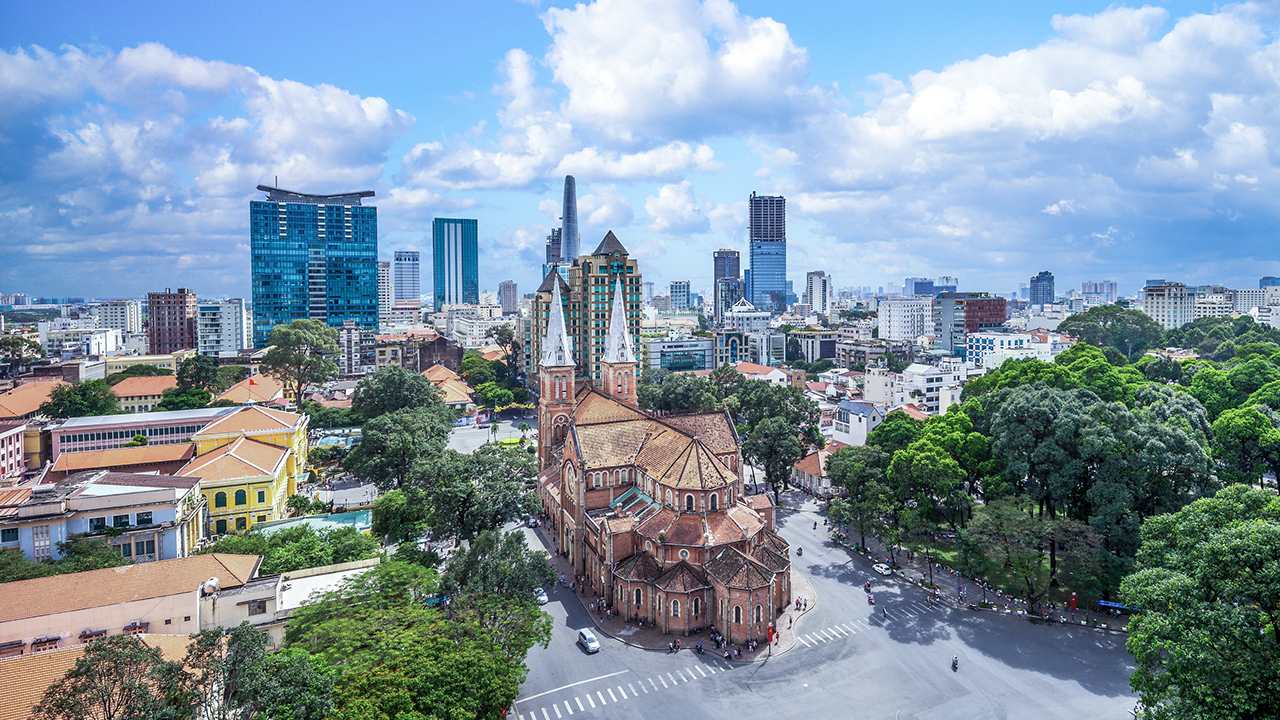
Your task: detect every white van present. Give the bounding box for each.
[577,629,601,653]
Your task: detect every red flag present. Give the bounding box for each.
[249,378,257,385]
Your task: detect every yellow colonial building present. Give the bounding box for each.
[104,349,198,374]
[178,406,308,536]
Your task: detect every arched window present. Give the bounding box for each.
[214,492,227,508]
[665,489,673,506]
[685,494,694,512]
[671,599,680,617]
[733,605,742,624]
[692,597,701,616]
[754,605,762,623]
[710,493,718,511]
[234,489,247,506]
[634,588,642,606]
[593,473,601,488]
[236,517,247,531]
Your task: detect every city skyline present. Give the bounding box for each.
[2,1,1273,302]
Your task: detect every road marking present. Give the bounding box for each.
[649,677,659,691]
[587,695,595,709]
[576,698,584,711]
[596,691,606,705]
[659,675,669,688]
[823,629,837,641]
[564,700,573,715]
[628,682,638,696]
[668,672,679,685]
[553,704,562,718]
[706,665,716,674]
[608,688,617,702]
[696,666,708,677]
[832,626,849,637]
[542,708,550,720]
[842,623,857,633]
[517,670,630,704]
[797,635,810,647]
[812,633,825,643]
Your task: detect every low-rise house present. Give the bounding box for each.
[791,442,849,498]
[831,401,885,447]
[422,365,475,411]
[0,470,206,563]
[45,443,196,482]
[0,421,24,483]
[111,375,178,413]
[0,382,66,422]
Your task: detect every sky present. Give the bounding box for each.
[2,0,1278,303]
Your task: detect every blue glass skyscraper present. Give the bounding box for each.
[433,218,479,311]
[748,192,787,313]
[560,175,580,262]
[250,185,379,348]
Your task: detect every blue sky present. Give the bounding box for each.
[1,0,1275,302]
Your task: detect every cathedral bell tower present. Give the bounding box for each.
[600,277,637,404]
[538,273,576,471]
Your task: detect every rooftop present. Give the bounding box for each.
[257,184,374,205]
[49,443,195,475]
[110,375,178,398]
[56,406,237,430]
[0,554,260,624]
[179,436,288,482]
[194,406,304,437]
[213,374,285,405]
[0,382,66,419]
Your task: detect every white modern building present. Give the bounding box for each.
[643,337,714,372]
[93,300,143,334]
[377,261,393,327]
[724,298,772,335]
[965,332,1035,368]
[831,400,885,446]
[880,298,933,341]
[1141,281,1195,330]
[197,299,250,357]
[337,320,376,376]
[805,271,833,317]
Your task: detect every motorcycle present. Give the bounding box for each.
[951,656,959,672]
[864,582,871,593]
[696,643,703,655]
[797,547,803,556]
[868,594,875,605]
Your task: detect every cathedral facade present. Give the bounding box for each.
[536,272,791,642]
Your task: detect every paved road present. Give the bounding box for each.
[448,417,535,454]
[513,502,1137,720]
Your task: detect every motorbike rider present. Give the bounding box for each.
[952,655,959,669]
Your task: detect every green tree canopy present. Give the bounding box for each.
[260,319,339,404]
[1120,484,1280,720]
[38,379,120,418]
[176,354,221,392]
[33,634,187,720]
[371,488,430,544]
[105,363,173,386]
[1056,304,1165,361]
[350,365,447,421]
[0,534,131,584]
[344,406,453,490]
[411,445,538,540]
[154,386,212,412]
[743,415,805,505]
[439,530,555,602]
[636,368,720,412]
[0,336,44,373]
[197,525,378,575]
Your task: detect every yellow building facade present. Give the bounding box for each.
[105,349,198,374]
[179,406,308,536]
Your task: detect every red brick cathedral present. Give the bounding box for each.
[536,276,792,641]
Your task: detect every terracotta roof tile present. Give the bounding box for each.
[758,529,790,555]
[0,554,259,625]
[747,494,773,511]
[614,552,660,582]
[422,364,460,382]
[726,504,765,540]
[212,375,285,405]
[574,420,652,469]
[635,507,677,541]
[434,377,474,405]
[111,375,178,398]
[895,404,930,421]
[50,444,195,474]
[178,436,288,483]
[0,382,66,419]
[662,440,736,490]
[654,561,709,593]
[656,412,738,455]
[751,544,789,573]
[573,391,648,425]
[704,546,773,590]
[704,512,747,546]
[662,514,706,546]
[195,406,302,436]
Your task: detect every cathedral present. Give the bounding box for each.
[536,272,792,642]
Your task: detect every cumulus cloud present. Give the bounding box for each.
[578,184,634,229]
[645,181,710,235]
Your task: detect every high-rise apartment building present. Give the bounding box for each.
[197,299,250,357]
[903,277,934,296]
[1141,281,1194,330]
[881,298,933,341]
[529,232,642,384]
[748,192,786,313]
[560,176,580,262]
[669,281,691,311]
[432,218,479,311]
[714,277,746,319]
[250,185,379,347]
[394,251,421,307]
[1029,271,1055,306]
[935,276,959,293]
[499,281,518,315]
[545,227,562,269]
[377,261,393,325]
[933,292,1006,353]
[713,248,741,318]
[147,288,198,355]
[805,271,832,316]
[1080,280,1118,304]
[642,282,654,304]
[94,300,143,334]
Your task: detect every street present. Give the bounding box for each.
[512,495,1137,720]
[447,416,534,454]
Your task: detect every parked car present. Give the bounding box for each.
[577,629,601,653]
[535,588,549,605]
[872,563,893,576]
[526,517,540,528]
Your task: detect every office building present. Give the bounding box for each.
[1081,280,1118,304]
[903,277,933,296]
[935,277,958,294]
[1262,277,1280,288]
[1141,281,1194,330]
[249,185,379,347]
[748,192,787,313]
[881,298,934,341]
[560,176,580,262]
[1029,271,1055,306]
[792,328,838,363]
[805,271,832,316]
[337,320,376,376]
[433,218,479,312]
[528,231,642,384]
[197,298,250,357]
[642,282,654,304]
[933,292,1007,353]
[669,281,691,311]
[714,277,747,319]
[643,337,715,371]
[94,300,143,334]
[499,281,519,315]
[394,251,421,308]
[377,261,393,326]
[723,298,772,335]
[713,248,741,317]
[545,227,563,266]
[147,288,198,355]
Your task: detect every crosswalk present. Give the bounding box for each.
[794,600,942,648]
[515,660,736,720]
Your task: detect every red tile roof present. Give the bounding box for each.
[111,375,178,398]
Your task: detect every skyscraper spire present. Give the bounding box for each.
[540,273,574,368]
[602,278,635,364]
[560,175,579,262]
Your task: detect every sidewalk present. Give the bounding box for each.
[531,522,818,662]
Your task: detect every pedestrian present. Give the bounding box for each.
[669,641,674,654]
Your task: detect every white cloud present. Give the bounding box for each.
[578,184,634,229]
[1042,199,1077,216]
[645,181,710,235]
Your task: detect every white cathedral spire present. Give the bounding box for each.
[602,278,636,364]
[540,276,575,368]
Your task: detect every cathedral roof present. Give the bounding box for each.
[757,528,789,555]
[705,547,774,590]
[615,552,661,582]
[602,278,636,365]
[657,411,739,455]
[651,437,737,490]
[592,230,628,256]
[575,420,652,468]
[751,544,789,574]
[536,265,571,294]
[704,512,748,545]
[574,391,648,425]
[540,279,574,368]
[655,561,709,593]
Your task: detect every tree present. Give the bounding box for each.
[518,422,531,439]
[105,364,173,386]
[123,434,148,448]
[474,381,515,409]
[33,633,188,720]
[371,488,429,544]
[344,406,453,490]
[287,494,314,517]
[350,365,447,421]
[1210,405,1276,487]
[1120,484,1280,720]
[154,386,212,412]
[0,336,43,375]
[183,622,333,720]
[484,323,520,363]
[1056,304,1165,361]
[197,525,377,575]
[0,534,130,584]
[215,365,251,393]
[177,354,221,392]
[260,319,339,405]
[826,445,892,550]
[440,530,555,602]
[865,411,925,456]
[460,352,496,387]
[636,368,719,412]
[239,649,333,720]
[39,379,120,418]
[961,497,1101,604]
[726,380,821,444]
[414,446,538,540]
[743,416,805,505]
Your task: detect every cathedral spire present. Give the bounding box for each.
[541,275,574,368]
[603,278,636,364]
